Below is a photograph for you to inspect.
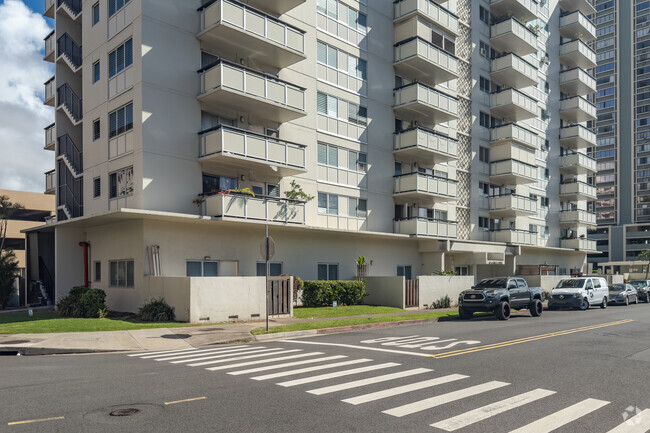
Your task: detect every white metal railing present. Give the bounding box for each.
[394,172,457,198]
[560,153,597,172]
[199,0,305,54]
[559,40,596,66]
[45,0,55,10]
[490,159,537,179]
[561,238,597,250]
[491,18,537,48]
[560,68,596,90]
[393,82,458,117]
[560,181,597,198]
[200,61,306,112]
[45,170,56,192]
[490,194,537,213]
[490,0,537,15]
[44,30,55,58]
[393,128,458,158]
[491,53,537,82]
[560,96,597,119]
[560,210,597,225]
[44,77,55,102]
[394,37,458,77]
[203,193,306,224]
[490,89,539,117]
[393,0,459,34]
[560,10,596,40]
[490,123,541,149]
[560,124,597,145]
[45,123,55,148]
[394,217,458,238]
[199,126,306,169]
[489,229,535,245]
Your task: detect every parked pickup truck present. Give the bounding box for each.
[458,277,544,321]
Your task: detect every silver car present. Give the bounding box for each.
[608,284,639,306]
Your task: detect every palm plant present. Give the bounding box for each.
[639,249,650,279]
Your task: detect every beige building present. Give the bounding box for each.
[35,0,596,311]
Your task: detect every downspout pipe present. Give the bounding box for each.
[79,242,89,288]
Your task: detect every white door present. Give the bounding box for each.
[592,278,605,304]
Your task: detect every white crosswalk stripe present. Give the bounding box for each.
[307,368,432,396]
[128,348,196,357]
[509,398,610,433]
[171,348,289,364]
[277,362,400,388]
[227,355,348,375]
[204,352,325,371]
[431,388,557,431]
[383,381,510,417]
[607,410,650,433]
[251,359,373,381]
[342,374,468,406]
[149,346,259,361]
[186,349,301,367]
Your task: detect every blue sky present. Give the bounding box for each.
[20,0,42,13]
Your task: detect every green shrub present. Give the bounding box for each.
[139,298,175,322]
[301,280,367,307]
[56,286,107,318]
[430,295,452,309]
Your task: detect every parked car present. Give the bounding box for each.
[458,277,544,321]
[628,280,650,303]
[608,284,639,306]
[548,277,609,310]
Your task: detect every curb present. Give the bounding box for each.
[0,347,122,356]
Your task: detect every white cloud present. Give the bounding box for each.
[0,0,53,193]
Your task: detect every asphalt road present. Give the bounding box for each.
[2,304,650,433]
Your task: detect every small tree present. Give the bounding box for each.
[284,180,314,202]
[639,249,650,279]
[0,196,23,309]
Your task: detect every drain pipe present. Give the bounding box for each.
[79,242,89,288]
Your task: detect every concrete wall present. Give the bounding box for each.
[364,276,405,309]
[142,276,191,322]
[418,276,474,308]
[524,275,572,294]
[189,276,267,323]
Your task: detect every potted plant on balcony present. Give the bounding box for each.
[284,180,314,203]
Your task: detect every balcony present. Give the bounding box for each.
[393,37,459,87]
[490,53,538,88]
[490,18,538,56]
[44,30,55,62]
[199,125,306,176]
[489,159,537,185]
[394,217,458,238]
[44,0,55,18]
[560,124,596,150]
[560,181,597,200]
[393,82,458,124]
[57,83,83,124]
[561,238,597,251]
[45,170,56,195]
[490,123,541,150]
[198,61,306,124]
[234,0,305,15]
[559,40,596,69]
[560,153,597,175]
[44,77,55,106]
[197,0,306,70]
[560,96,597,123]
[559,11,596,42]
[393,0,459,35]
[489,0,537,23]
[560,68,596,97]
[393,172,457,204]
[44,123,55,151]
[490,88,539,122]
[57,0,82,20]
[489,194,537,217]
[56,33,82,71]
[560,210,597,227]
[559,0,596,15]
[393,127,457,165]
[490,229,536,245]
[202,193,305,225]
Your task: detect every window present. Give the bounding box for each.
[94,261,101,282]
[93,61,100,83]
[455,266,469,276]
[397,265,412,280]
[480,76,491,93]
[479,41,490,58]
[480,111,493,128]
[109,259,134,287]
[202,174,237,194]
[186,260,219,277]
[348,197,367,218]
[108,38,133,78]
[93,177,101,198]
[317,92,338,117]
[479,146,490,163]
[318,263,339,280]
[318,192,339,215]
[348,103,368,126]
[92,2,99,25]
[109,166,134,199]
[93,119,100,140]
[479,6,490,25]
[108,103,133,138]
[479,181,489,197]
[109,0,131,18]
[479,216,489,231]
[256,262,283,276]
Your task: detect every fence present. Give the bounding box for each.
[405,279,419,308]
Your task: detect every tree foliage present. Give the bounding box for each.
[0,196,23,309]
[639,249,650,279]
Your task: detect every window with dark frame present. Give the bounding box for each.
[109,259,134,287]
[317,263,339,280]
[93,61,100,83]
[108,103,133,138]
[93,177,101,198]
[108,38,133,78]
[94,261,101,282]
[92,2,99,25]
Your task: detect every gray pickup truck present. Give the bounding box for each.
[458,277,545,321]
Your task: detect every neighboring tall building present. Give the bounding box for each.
[590,0,650,269]
[36,0,595,309]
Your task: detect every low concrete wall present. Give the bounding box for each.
[189,277,267,323]
[418,276,475,308]
[142,277,192,322]
[523,275,572,293]
[364,276,405,309]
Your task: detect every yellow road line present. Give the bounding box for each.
[431,319,635,359]
[8,416,64,426]
[164,397,207,405]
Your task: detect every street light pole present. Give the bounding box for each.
[265,223,269,332]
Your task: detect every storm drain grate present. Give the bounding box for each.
[109,408,140,417]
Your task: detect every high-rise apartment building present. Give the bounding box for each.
[36,0,595,307]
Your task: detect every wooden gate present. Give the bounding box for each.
[405,279,419,308]
[268,276,293,316]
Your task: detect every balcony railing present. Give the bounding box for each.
[559,0,596,15]
[560,181,597,199]
[44,77,55,106]
[393,0,459,35]
[44,123,55,150]
[393,127,458,163]
[490,123,541,150]
[560,152,597,173]
[559,40,596,69]
[394,217,458,238]
[561,238,597,251]
[560,124,596,148]
[560,210,597,225]
[57,33,82,69]
[394,172,458,199]
[489,194,537,215]
[490,159,537,183]
[199,125,306,173]
[44,30,55,61]
[490,17,538,56]
[490,53,538,88]
[559,10,596,41]
[490,0,537,22]
[45,170,56,194]
[489,229,536,245]
[559,68,596,96]
[393,37,458,85]
[393,82,458,124]
[560,96,597,122]
[57,0,82,16]
[490,88,539,121]
[57,134,83,174]
[203,193,305,224]
[44,0,55,17]
[57,83,83,122]
[58,179,83,219]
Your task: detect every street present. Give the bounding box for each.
[2,305,650,432]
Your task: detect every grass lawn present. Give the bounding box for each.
[251,310,458,335]
[293,305,406,319]
[0,311,189,334]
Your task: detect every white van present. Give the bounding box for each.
[548,277,609,310]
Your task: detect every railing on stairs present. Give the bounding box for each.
[36,256,55,306]
[57,0,82,16]
[57,83,83,123]
[57,134,83,174]
[58,182,83,218]
[57,33,82,69]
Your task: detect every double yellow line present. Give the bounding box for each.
[430,319,635,359]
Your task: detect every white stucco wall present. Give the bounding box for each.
[418,276,475,308]
[364,276,405,308]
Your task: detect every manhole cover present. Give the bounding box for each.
[0,340,30,345]
[110,408,140,417]
[84,404,163,424]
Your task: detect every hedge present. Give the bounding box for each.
[301,280,367,307]
[56,286,107,318]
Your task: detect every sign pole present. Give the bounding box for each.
[265,223,269,332]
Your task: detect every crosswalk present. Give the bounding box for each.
[128,344,649,432]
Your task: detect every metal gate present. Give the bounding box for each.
[405,279,419,308]
[268,276,293,316]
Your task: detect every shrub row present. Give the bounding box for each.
[301,280,367,307]
[57,286,107,318]
[139,298,175,322]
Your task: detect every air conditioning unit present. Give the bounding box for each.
[480,48,487,57]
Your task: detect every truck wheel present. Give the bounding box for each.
[458,307,473,320]
[579,298,589,310]
[600,297,607,309]
[625,296,629,306]
[530,299,543,317]
[645,294,650,303]
[495,302,511,321]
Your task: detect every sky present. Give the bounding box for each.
[0,0,54,193]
